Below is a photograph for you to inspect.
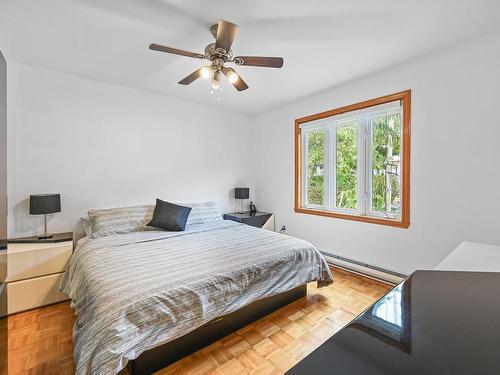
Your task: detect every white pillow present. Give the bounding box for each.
[87,201,222,238]
[181,201,223,225]
[88,205,154,238]
[81,217,92,237]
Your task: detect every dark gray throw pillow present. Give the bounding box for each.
[147,199,192,231]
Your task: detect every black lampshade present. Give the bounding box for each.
[235,187,249,200]
[29,194,61,215]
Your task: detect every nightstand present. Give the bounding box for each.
[6,232,72,314]
[223,211,275,230]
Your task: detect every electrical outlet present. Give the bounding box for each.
[280,225,286,233]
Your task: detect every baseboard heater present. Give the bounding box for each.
[321,251,407,285]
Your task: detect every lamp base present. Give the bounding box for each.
[236,199,248,215]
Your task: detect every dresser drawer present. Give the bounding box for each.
[7,241,72,282]
[7,273,69,314]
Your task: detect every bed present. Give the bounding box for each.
[61,204,333,375]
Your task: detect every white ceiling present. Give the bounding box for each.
[1,0,500,115]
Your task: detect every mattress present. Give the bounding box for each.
[60,220,333,375]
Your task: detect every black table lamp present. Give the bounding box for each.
[235,187,249,214]
[30,194,61,239]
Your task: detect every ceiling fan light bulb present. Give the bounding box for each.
[227,70,239,83]
[211,76,220,90]
[201,66,211,79]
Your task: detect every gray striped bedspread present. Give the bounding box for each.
[60,220,333,375]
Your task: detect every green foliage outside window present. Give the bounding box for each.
[306,130,325,206]
[372,114,401,213]
[305,113,401,214]
[336,124,357,209]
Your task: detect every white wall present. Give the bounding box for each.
[7,31,500,273]
[7,63,254,237]
[252,31,500,274]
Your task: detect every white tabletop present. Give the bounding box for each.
[435,241,500,272]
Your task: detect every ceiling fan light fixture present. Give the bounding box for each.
[211,70,221,90]
[211,78,220,90]
[227,69,239,83]
[200,66,212,79]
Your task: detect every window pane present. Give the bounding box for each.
[372,113,401,214]
[336,121,357,209]
[306,129,325,206]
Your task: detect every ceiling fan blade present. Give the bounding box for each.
[215,20,239,53]
[233,56,284,68]
[178,68,203,85]
[222,67,249,91]
[149,44,205,59]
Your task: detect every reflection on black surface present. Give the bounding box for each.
[287,271,500,375]
[352,279,411,353]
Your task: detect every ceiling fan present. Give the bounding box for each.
[149,20,284,92]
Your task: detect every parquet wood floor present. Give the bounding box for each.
[8,267,391,375]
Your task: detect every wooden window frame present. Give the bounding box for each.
[294,90,411,228]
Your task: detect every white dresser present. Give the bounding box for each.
[6,235,72,314]
[435,241,500,272]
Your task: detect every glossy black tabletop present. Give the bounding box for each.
[287,270,500,375]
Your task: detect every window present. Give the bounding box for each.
[295,91,410,228]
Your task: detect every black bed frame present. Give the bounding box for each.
[129,284,307,374]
